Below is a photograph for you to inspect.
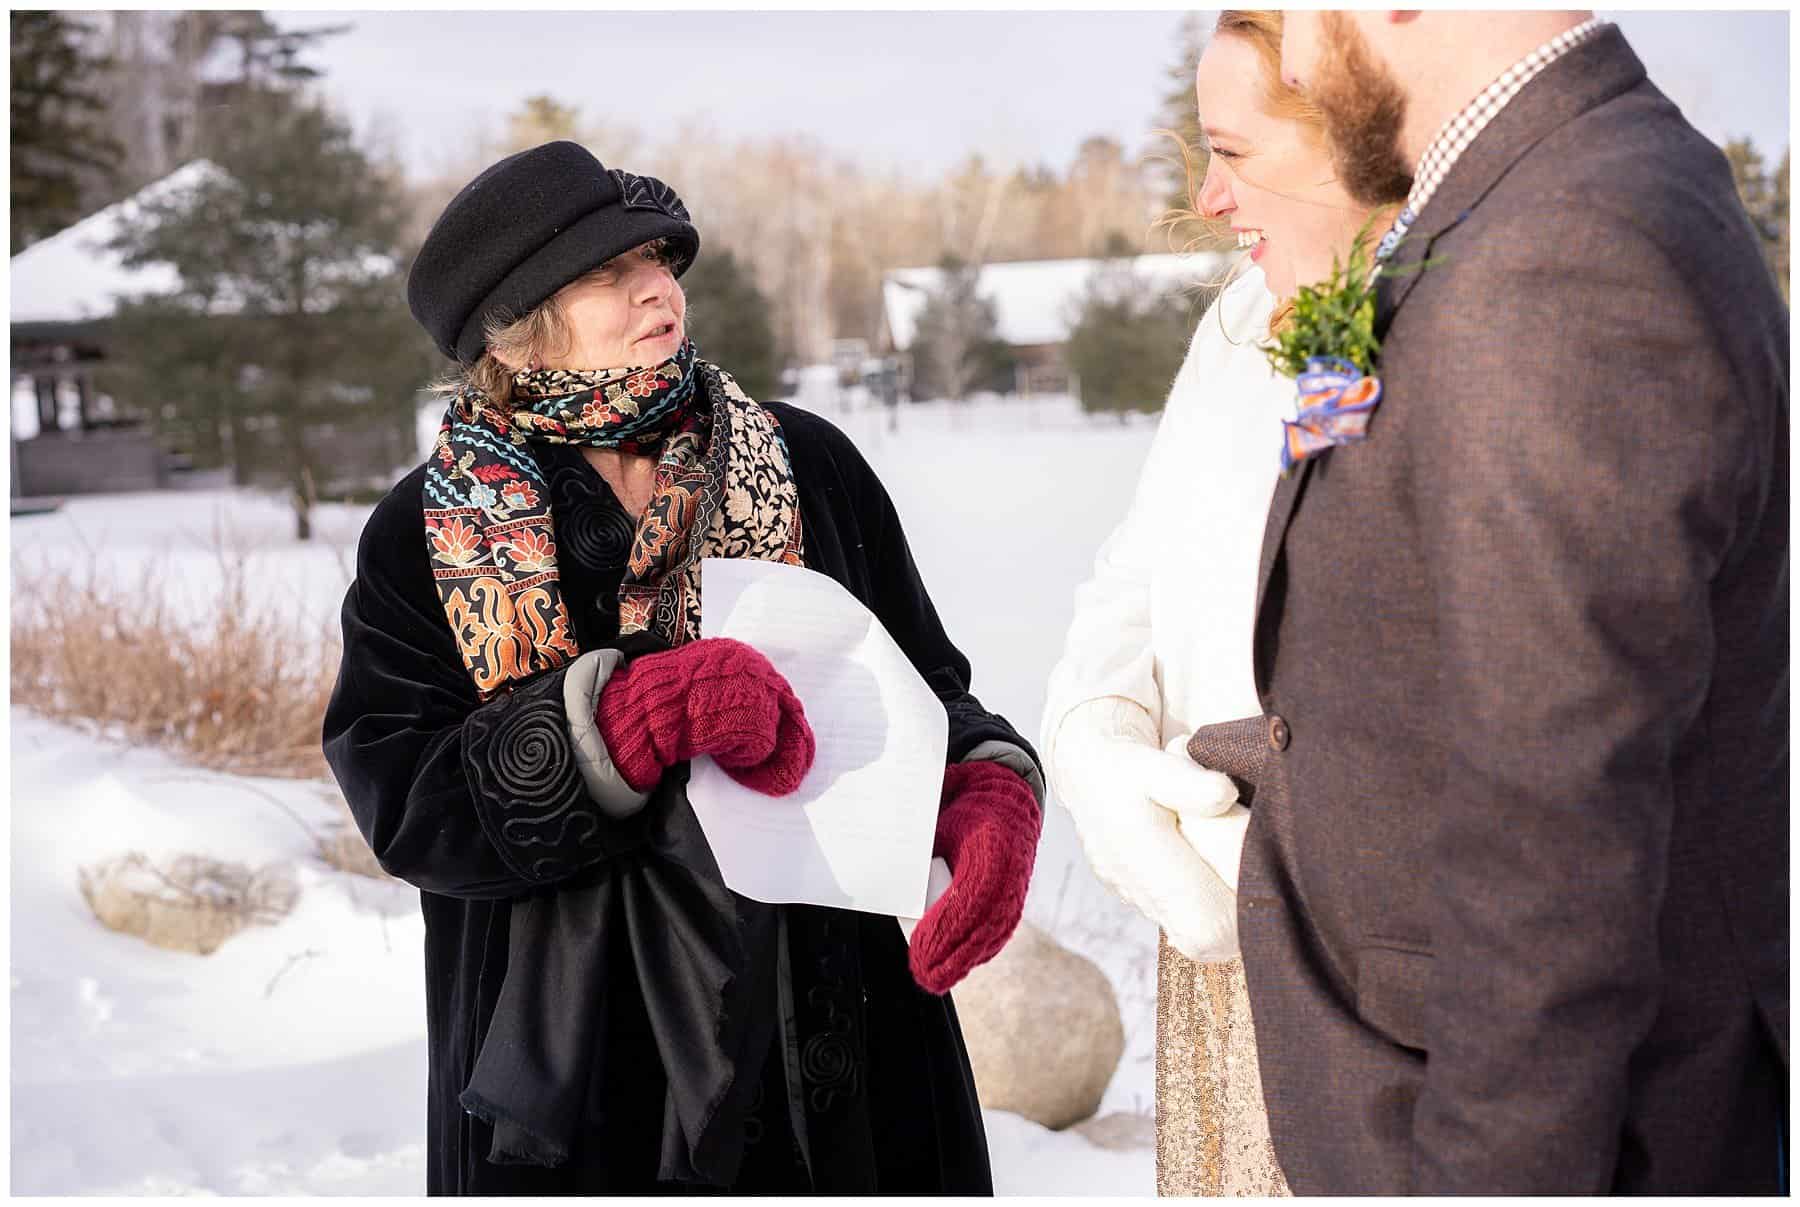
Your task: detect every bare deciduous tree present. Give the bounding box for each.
[395,96,1178,370]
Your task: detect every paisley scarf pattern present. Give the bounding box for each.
[424,339,804,698]
[510,339,701,455]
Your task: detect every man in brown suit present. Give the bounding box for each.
[1232,11,1788,1193]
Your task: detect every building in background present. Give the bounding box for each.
[8,165,217,496]
[878,252,1230,402]
[10,162,416,502]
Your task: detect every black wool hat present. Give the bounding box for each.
[406,140,700,364]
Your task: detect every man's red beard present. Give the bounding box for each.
[1309,12,1415,208]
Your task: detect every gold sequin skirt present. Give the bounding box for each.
[1154,936,1290,1196]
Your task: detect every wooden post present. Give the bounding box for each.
[36,377,57,433]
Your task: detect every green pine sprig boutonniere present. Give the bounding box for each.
[1264,219,1388,473]
[1264,220,1381,379]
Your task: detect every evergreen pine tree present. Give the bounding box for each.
[10,11,124,251]
[1066,255,1213,418]
[908,255,1013,400]
[207,12,352,91]
[682,248,782,401]
[106,84,434,539]
[1725,137,1790,300]
[1150,12,1215,253]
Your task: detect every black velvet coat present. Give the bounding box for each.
[323,403,1037,1195]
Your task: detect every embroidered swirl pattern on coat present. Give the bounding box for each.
[800,1031,857,1109]
[547,464,637,571]
[460,669,600,882]
[800,918,863,1113]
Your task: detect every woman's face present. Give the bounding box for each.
[1192,33,1369,301]
[510,239,687,373]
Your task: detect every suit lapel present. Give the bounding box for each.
[1375,233,1435,340]
[1251,26,1650,667]
[1255,457,1313,625]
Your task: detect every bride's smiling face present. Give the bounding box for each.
[1193,32,1368,302]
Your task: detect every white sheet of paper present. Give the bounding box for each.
[687,557,949,917]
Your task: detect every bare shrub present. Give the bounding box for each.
[77,853,299,955]
[10,543,341,779]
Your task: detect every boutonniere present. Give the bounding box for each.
[1263,224,1385,474]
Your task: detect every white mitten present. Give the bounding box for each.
[1049,699,1247,962]
[1176,804,1251,896]
[1160,733,1251,895]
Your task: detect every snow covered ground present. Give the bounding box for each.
[10,389,1166,1195]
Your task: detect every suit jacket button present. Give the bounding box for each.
[1267,714,1290,751]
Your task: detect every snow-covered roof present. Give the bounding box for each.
[881,252,1233,351]
[10,161,229,325]
[10,160,396,326]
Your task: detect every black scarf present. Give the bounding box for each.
[458,756,784,1185]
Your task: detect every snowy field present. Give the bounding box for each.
[10,387,1166,1195]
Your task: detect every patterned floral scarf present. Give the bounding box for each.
[423,338,805,698]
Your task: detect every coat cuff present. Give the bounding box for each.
[461,665,641,885]
[959,738,1046,810]
[561,648,655,820]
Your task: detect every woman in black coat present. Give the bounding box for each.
[322,140,1045,1195]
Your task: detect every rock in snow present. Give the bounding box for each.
[955,922,1127,1129]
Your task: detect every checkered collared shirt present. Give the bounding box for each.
[1374,17,1607,264]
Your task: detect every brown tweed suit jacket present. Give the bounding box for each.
[1238,27,1788,1194]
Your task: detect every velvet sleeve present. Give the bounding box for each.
[321,474,647,899]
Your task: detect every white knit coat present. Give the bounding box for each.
[1040,268,1294,952]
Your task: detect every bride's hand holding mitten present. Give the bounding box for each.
[1053,698,1246,961]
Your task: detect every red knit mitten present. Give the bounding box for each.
[908,760,1042,995]
[595,637,816,796]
